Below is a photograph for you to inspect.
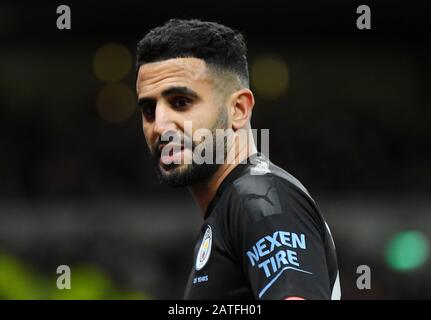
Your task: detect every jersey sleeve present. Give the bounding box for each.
[225,174,334,300]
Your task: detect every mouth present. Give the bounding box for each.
[159,143,186,166]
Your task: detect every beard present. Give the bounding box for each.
[149,106,229,187]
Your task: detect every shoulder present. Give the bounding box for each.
[222,155,325,233]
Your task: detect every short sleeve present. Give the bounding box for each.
[226,175,333,300]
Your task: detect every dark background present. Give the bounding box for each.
[0,0,429,299]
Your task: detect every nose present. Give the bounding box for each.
[153,101,177,137]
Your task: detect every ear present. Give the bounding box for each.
[229,89,255,131]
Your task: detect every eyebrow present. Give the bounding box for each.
[138,86,200,107]
[161,86,200,100]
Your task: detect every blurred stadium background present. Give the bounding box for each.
[0,1,429,299]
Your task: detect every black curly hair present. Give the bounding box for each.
[136,19,249,87]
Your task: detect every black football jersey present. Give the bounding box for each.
[184,153,341,300]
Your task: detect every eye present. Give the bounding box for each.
[143,105,155,119]
[171,97,192,109]
[138,100,156,120]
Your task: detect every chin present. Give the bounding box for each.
[159,161,188,173]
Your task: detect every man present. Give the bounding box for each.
[135,19,341,300]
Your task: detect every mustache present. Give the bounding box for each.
[152,131,194,157]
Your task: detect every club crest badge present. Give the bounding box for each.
[196,225,212,271]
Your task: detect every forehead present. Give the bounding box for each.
[136,57,213,97]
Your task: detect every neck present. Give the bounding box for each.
[189,139,257,216]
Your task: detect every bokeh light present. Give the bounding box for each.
[97,83,136,123]
[0,252,149,299]
[251,55,289,100]
[93,43,132,82]
[385,231,429,271]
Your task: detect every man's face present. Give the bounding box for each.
[136,57,229,187]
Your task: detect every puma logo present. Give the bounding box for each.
[245,186,274,206]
